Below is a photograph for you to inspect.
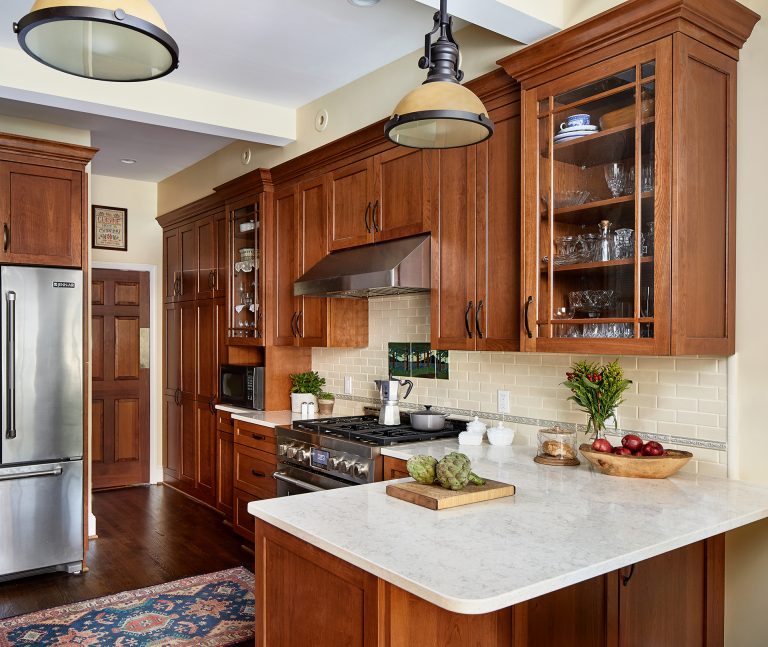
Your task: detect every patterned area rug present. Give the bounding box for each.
[0,567,254,646]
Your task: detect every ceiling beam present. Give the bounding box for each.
[412,0,562,44]
[0,47,296,146]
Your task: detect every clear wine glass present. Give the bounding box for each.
[604,162,627,198]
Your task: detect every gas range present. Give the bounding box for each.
[274,416,461,492]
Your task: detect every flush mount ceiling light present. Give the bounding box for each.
[120,158,137,164]
[348,0,381,6]
[13,0,179,82]
[385,0,493,149]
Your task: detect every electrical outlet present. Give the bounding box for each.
[497,390,511,414]
[344,376,353,395]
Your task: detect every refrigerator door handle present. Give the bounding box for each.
[6,290,16,440]
[0,466,62,481]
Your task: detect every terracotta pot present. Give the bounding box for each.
[317,399,335,415]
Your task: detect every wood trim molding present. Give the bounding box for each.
[498,0,760,85]
[213,167,273,201]
[156,192,224,228]
[0,131,97,167]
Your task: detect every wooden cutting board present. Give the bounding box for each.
[386,479,515,510]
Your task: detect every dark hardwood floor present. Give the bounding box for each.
[0,484,254,625]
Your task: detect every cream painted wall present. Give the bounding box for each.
[0,114,90,146]
[91,176,163,484]
[157,24,520,214]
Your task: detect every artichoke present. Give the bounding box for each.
[406,455,438,485]
[436,452,484,490]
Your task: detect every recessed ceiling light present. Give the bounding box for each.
[348,0,380,6]
[121,158,137,165]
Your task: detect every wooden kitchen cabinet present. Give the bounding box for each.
[431,78,522,352]
[216,410,235,521]
[383,456,409,480]
[328,148,431,252]
[499,0,758,356]
[194,210,227,300]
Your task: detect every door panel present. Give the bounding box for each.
[180,396,196,487]
[197,300,216,402]
[91,269,150,490]
[178,223,196,301]
[195,402,216,505]
[328,159,373,251]
[164,304,179,393]
[163,394,180,480]
[163,228,180,302]
[216,429,234,519]
[298,176,327,347]
[179,301,196,397]
[273,186,298,346]
[214,211,227,299]
[196,216,216,300]
[375,147,430,242]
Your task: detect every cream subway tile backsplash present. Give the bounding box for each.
[312,295,729,476]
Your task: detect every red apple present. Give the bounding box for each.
[642,441,664,456]
[632,450,644,456]
[613,447,632,456]
[591,438,613,453]
[622,434,644,452]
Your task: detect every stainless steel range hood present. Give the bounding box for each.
[293,234,430,299]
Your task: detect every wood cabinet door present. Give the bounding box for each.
[195,215,216,300]
[162,394,180,481]
[327,158,374,251]
[196,300,217,403]
[475,101,522,352]
[0,162,82,267]
[215,298,226,398]
[272,185,299,346]
[177,222,196,302]
[214,210,227,299]
[195,401,216,505]
[179,395,196,489]
[164,303,180,394]
[216,429,234,520]
[163,227,181,303]
[178,301,197,398]
[297,175,328,347]
[383,457,409,480]
[431,146,477,351]
[374,147,431,243]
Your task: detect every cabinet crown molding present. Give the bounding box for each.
[498,0,760,85]
[0,131,97,167]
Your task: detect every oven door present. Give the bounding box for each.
[273,463,352,497]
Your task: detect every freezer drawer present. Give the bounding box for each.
[0,460,83,577]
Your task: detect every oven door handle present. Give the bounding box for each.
[272,471,325,493]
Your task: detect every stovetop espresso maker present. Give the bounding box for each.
[374,378,414,426]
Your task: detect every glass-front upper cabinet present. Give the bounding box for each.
[522,43,670,354]
[228,196,264,344]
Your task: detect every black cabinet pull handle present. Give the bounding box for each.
[464,301,473,339]
[251,433,266,441]
[622,564,636,587]
[3,223,8,252]
[297,310,304,338]
[208,270,216,289]
[174,387,181,406]
[364,202,372,233]
[290,312,298,337]
[476,300,484,339]
[524,296,533,339]
[371,200,380,232]
[251,469,266,478]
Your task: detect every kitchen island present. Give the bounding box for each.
[248,440,768,646]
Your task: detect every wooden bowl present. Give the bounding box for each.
[579,444,693,479]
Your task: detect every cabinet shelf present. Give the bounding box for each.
[545,192,653,225]
[545,317,655,324]
[548,118,655,167]
[541,256,654,273]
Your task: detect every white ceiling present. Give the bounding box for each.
[0,1,559,182]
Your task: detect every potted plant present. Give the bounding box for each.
[562,359,632,439]
[317,391,336,415]
[289,371,326,413]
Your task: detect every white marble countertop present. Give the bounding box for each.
[215,405,348,428]
[248,439,768,615]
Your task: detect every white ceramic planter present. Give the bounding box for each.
[290,393,317,413]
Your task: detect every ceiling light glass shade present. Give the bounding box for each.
[385,81,493,149]
[14,0,179,81]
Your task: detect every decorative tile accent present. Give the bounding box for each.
[388,342,409,377]
[387,341,449,380]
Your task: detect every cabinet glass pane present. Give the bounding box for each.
[229,202,261,339]
[641,61,656,79]
[539,62,657,341]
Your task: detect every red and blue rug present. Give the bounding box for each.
[0,567,254,646]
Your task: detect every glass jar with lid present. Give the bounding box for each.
[534,426,580,466]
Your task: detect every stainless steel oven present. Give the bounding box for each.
[273,464,350,496]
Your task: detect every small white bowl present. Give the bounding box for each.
[458,431,484,445]
[487,423,515,446]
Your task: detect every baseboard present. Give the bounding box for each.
[150,464,164,484]
[88,512,97,537]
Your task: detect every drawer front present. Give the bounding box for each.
[233,488,257,542]
[216,410,233,432]
[234,421,276,454]
[234,444,277,499]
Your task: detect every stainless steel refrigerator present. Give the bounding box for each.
[0,266,84,579]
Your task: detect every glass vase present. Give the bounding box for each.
[587,416,608,440]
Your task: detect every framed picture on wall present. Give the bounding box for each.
[92,205,128,251]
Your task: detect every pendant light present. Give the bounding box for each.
[13,1,179,82]
[385,0,493,149]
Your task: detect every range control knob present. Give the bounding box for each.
[286,445,298,459]
[296,449,310,464]
[352,462,369,479]
[329,456,344,471]
[277,443,289,456]
[340,460,354,474]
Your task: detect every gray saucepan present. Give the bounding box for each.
[409,405,447,431]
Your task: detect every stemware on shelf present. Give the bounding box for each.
[604,162,627,198]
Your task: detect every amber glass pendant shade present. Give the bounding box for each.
[14,0,179,81]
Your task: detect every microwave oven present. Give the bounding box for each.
[219,365,265,410]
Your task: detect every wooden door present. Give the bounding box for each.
[196,300,217,405]
[374,147,431,242]
[163,227,180,302]
[195,215,216,300]
[0,161,82,267]
[297,175,327,347]
[178,300,197,399]
[327,158,374,251]
[475,100,522,352]
[431,146,477,351]
[163,393,180,481]
[91,269,150,490]
[214,211,227,299]
[195,401,216,505]
[177,222,196,302]
[272,185,299,346]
